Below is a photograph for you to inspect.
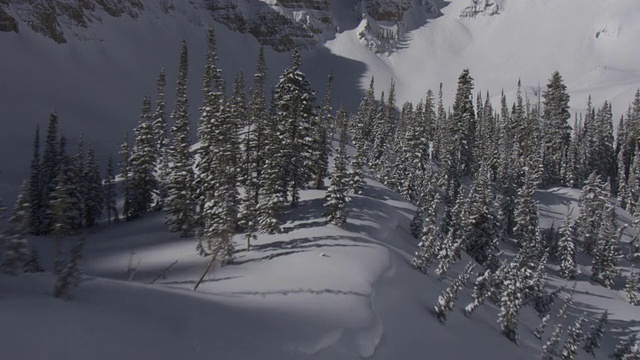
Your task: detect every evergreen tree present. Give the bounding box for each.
[542,286,576,360]
[195,28,240,265]
[463,164,498,264]
[513,168,540,257]
[165,40,196,237]
[313,72,333,189]
[129,96,158,219]
[583,310,608,356]
[591,203,620,288]
[272,50,317,207]
[541,71,571,185]
[534,314,551,340]
[465,269,493,316]
[103,155,118,224]
[2,182,32,275]
[625,271,639,305]
[83,144,102,228]
[29,125,42,234]
[449,69,476,175]
[434,261,474,323]
[561,313,586,360]
[558,208,578,279]
[40,113,61,234]
[412,190,441,273]
[498,262,524,343]
[244,47,268,203]
[610,334,639,360]
[119,131,132,221]
[324,108,350,226]
[53,235,85,300]
[153,69,170,206]
[576,172,608,254]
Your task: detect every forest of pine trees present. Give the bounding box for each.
[2,26,640,356]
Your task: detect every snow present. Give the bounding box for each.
[2,175,639,359]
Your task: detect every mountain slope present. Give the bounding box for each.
[3,176,639,359]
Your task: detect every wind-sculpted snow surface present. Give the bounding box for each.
[4,177,640,359]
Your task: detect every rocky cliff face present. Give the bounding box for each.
[0,0,144,42]
[0,0,443,51]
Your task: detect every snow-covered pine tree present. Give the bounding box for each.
[449,69,476,176]
[165,40,196,237]
[591,202,620,288]
[541,71,571,186]
[463,163,498,264]
[410,203,425,238]
[498,262,524,343]
[412,191,442,273]
[272,50,317,207]
[610,334,639,360]
[534,314,551,340]
[2,181,32,275]
[153,69,170,207]
[313,72,333,190]
[465,268,492,316]
[40,113,62,235]
[53,235,85,300]
[625,271,639,305]
[583,310,608,356]
[83,144,102,228]
[257,92,286,234]
[119,130,132,221]
[435,224,464,278]
[50,159,81,274]
[576,172,608,254]
[349,113,367,195]
[103,155,118,224]
[195,29,240,265]
[513,168,540,258]
[29,125,42,235]
[541,287,575,360]
[324,108,350,226]
[558,208,578,279]
[128,96,158,219]
[434,261,474,323]
[560,313,586,360]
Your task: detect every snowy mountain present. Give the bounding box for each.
[1,0,640,195]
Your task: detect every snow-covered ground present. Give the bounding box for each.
[2,177,640,359]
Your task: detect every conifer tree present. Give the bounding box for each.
[165,40,196,237]
[610,334,639,360]
[350,114,367,195]
[2,182,32,275]
[465,269,493,316]
[498,262,524,343]
[324,108,350,226]
[29,125,42,234]
[449,69,476,175]
[195,28,240,265]
[41,113,61,234]
[513,168,540,257]
[244,47,268,202]
[583,310,608,356]
[541,286,575,360]
[560,313,586,360]
[434,261,474,323]
[153,69,170,206]
[625,271,639,305]
[534,314,551,340]
[104,155,118,223]
[129,96,158,219]
[576,172,608,254]
[313,72,333,189]
[83,144,102,228]
[591,203,619,288]
[53,235,85,300]
[558,208,578,279]
[272,50,317,207]
[463,164,498,264]
[119,130,132,221]
[412,190,441,273]
[541,71,571,185]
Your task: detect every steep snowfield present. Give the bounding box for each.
[2,177,640,359]
[327,0,640,113]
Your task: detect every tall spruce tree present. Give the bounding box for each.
[83,144,103,227]
[558,208,578,279]
[583,310,608,356]
[541,71,571,185]
[119,131,132,221]
[324,108,350,226]
[41,113,61,234]
[165,40,196,237]
[128,96,158,219]
[29,125,42,234]
[313,72,333,190]
[450,69,476,175]
[104,155,118,224]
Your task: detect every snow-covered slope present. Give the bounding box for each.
[3,177,640,359]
